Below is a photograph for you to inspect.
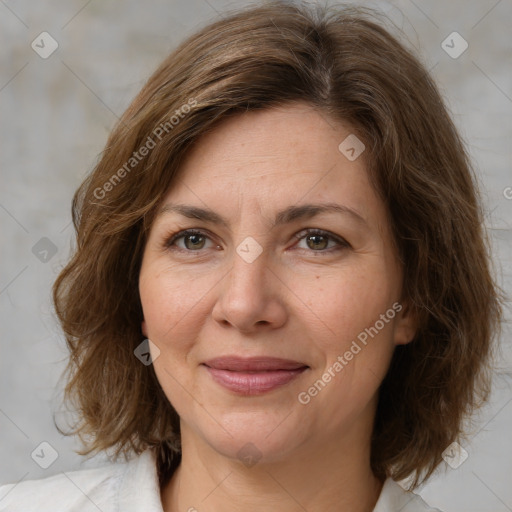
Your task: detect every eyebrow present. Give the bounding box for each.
[156,202,368,228]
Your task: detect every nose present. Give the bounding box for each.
[211,247,288,334]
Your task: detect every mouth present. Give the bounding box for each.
[202,356,309,395]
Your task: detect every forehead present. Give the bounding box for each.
[180,103,356,178]
[157,103,385,231]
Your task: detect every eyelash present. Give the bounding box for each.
[163,228,350,254]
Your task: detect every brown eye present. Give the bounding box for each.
[295,229,349,252]
[166,230,216,252]
[306,234,329,250]
[183,233,206,250]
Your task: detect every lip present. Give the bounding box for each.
[202,356,309,395]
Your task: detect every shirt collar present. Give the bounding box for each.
[118,448,164,512]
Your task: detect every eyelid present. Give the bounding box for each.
[164,228,219,250]
[292,228,351,250]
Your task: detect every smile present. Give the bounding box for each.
[202,356,309,395]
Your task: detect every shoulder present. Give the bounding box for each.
[373,478,443,512]
[0,458,126,512]
[0,449,163,512]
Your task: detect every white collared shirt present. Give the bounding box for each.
[0,449,441,511]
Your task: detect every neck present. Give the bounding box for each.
[161,425,383,512]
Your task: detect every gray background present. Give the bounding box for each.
[1,0,511,510]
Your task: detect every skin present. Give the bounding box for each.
[138,102,417,512]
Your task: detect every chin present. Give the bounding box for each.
[186,408,310,466]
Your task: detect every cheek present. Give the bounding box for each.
[139,267,208,406]
[298,270,398,431]
[304,269,398,406]
[308,264,399,354]
[139,265,211,344]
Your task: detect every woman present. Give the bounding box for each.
[0,2,502,511]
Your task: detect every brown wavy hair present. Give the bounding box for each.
[53,1,503,488]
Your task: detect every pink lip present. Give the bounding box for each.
[203,357,308,395]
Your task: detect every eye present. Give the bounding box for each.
[163,228,350,254]
[294,229,350,252]
[165,229,218,252]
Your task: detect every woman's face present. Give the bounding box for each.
[139,103,415,463]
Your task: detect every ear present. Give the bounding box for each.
[393,301,417,346]
[141,320,148,337]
